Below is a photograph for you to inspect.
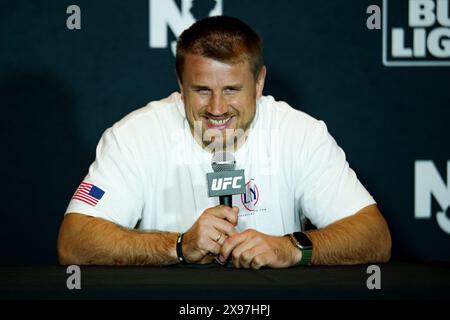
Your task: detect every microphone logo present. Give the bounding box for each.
[207,171,245,197]
[211,176,243,191]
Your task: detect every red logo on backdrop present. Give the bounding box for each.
[241,179,259,211]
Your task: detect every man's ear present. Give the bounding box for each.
[177,77,184,100]
[256,66,267,99]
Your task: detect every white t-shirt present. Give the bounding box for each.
[65,92,375,235]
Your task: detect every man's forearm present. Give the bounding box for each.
[306,204,391,265]
[58,213,179,266]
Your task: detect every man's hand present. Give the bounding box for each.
[182,205,239,264]
[218,229,300,269]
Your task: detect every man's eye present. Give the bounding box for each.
[224,88,238,94]
[196,89,210,95]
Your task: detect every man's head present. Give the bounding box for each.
[176,16,264,83]
[176,16,266,152]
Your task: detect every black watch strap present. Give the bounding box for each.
[176,233,189,265]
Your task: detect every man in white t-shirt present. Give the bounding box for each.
[58,16,391,268]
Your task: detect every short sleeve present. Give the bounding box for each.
[296,120,376,229]
[65,126,143,228]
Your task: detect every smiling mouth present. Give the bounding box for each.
[209,118,229,125]
[204,116,234,129]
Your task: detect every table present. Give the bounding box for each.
[1,262,449,300]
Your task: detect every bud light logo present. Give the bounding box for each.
[241,179,259,211]
[383,0,450,66]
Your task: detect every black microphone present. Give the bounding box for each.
[207,152,246,207]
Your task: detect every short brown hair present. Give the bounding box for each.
[176,16,263,82]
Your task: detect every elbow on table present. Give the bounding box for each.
[57,214,86,266]
[375,223,392,263]
[365,205,392,263]
[57,233,82,266]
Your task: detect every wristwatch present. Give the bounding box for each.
[287,232,313,266]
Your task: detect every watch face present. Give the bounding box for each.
[293,232,312,249]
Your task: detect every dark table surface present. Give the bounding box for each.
[1,262,450,300]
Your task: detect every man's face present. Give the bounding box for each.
[178,53,266,150]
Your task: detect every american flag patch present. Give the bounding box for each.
[72,182,105,207]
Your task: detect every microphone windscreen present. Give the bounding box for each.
[211,152,236,172]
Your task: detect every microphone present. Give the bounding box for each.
[207,152,246,207]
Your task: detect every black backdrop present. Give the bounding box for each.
[1,0,449,264]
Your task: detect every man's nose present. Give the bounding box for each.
[206,94,228,116]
